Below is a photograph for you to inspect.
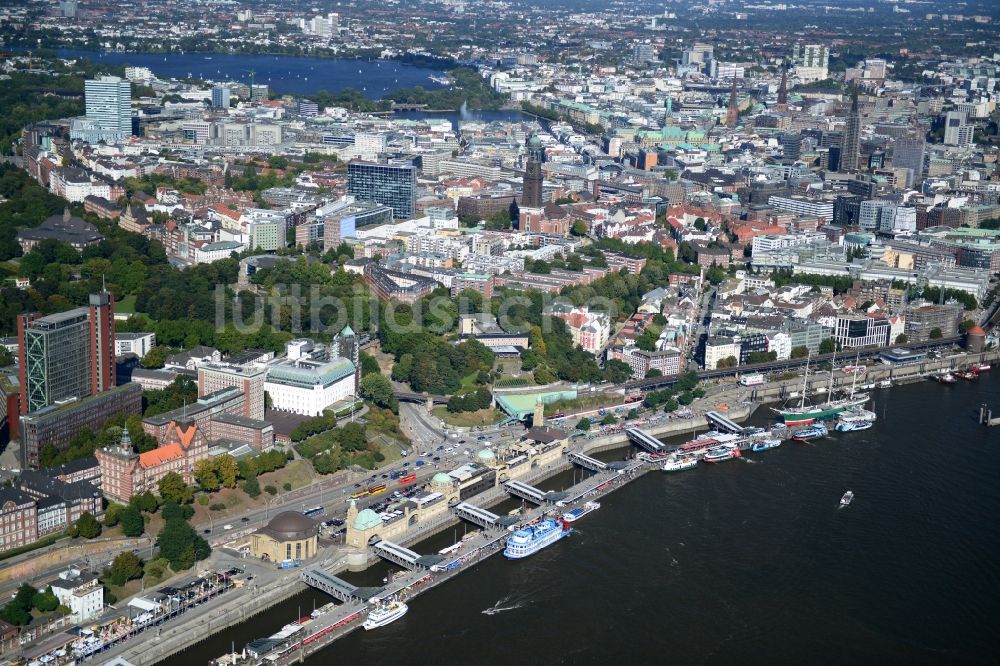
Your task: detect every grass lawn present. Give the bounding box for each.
[116,294,138,313]
[431,406,504,428]
[372,435,405,463]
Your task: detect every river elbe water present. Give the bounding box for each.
[165,373,1000,665]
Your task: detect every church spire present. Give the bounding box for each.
[776,66,788,112]
[725,76,740,128]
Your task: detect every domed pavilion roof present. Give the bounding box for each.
[258,511,317,541]
[353,508,382,531]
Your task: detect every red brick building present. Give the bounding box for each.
[96,421,209,503]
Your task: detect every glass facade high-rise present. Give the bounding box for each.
[19,309,92,414]
[83,76,132,141]
[211,84,231,109]
[347,161,417,219]
[17,291,116,415]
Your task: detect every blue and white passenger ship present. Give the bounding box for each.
[503,518,571,559]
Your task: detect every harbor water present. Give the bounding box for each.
[165,374,1000,665]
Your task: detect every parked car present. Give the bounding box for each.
[223,524,233,530]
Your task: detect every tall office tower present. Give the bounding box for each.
[943,110,974,147]
[347,160,417,219]
[725,77,740,128]
[840,92,862,172]
[59,0,77,18]
[892,136,926,187]
[17,290,116,415]
[85,76,132,137]
[633,43,656,64]
[780,132,802,161]
[776,66,789,112]
[211,85,231,109]
[89,291,116,396]
[521,134,545,209]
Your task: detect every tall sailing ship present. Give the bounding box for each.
[773,354,869,426]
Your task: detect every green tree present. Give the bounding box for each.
[790,346,810,359]
[75,512,102,539]
[0,347,13,367]
[959,319,976,333]
[716,356,738,369]
[32,587,59,613]
[929,328,943,339]
[645,369,662,378]
[141,345,170,369]
[895,334,909,344]
[120,504,144,537]
[576,417,591,431]
[193,459,220,492]
[216,455,240,488]
[157,518,210,571]
[359,351,381,377]
[103,503,124,527]
[603,359,633,384]
[109,551,143,587]
[570,220,588,236]
[819,338,836,354]
[359,373,397,409]
[600,413,617,425]
[705,264,726,285]
[243,476,261,498]
[158,471,193,504]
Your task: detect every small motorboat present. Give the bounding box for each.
[840,491,854,507]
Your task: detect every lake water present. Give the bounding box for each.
[54,49,447,98]
[165,374,1000,665]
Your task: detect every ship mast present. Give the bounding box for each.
[828,351,836,397]
[799,354,810,409]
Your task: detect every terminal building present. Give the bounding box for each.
[250,511,319,563]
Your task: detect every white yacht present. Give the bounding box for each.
[363,600,408,630]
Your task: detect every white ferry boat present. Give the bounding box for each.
[562,501,600,522]
[661,456,698,472]
[504,518,571,559]
[363,600,408,630]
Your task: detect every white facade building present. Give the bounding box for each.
[115,332,156,359]
[264,346,357,416]
[49,569,103,622]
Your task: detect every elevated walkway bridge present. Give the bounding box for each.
[624,428,665,452]
[705,410,743,434]
[371,540,443,569]
[503,479,567,504]
[568,451,607,472]
[300,567,384,602]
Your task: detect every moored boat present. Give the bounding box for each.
[749,438,781,452]
[562,501,600,522]
[835,419,872,432]
[363,600,408,630]
[956,370,978,381]
[792,423,828,441]
[504,518,571,559]
[934,372,957,384]
[971,362,990,372]
[661,455,698,472]
[701,444,740,463]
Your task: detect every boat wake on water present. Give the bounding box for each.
[482,595,527,616]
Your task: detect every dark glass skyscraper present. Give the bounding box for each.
[841,92,862,172]
[18,290,116,415]
[347,160,417,219]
